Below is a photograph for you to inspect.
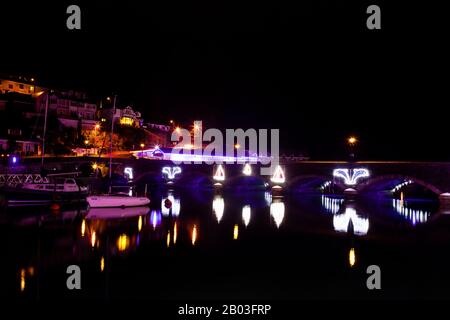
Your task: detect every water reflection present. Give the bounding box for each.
[191,225,198,245]
[100,256,105,272]
[242,205,251,227]
[150,210,162,229]
[18,267,34,293]
[321,195,344,214]
[167,230,171,248]
[86,206,148,219]
[6,188,446,302]
[81,219,86,237]
[117,234,130,252]
[349,247,356,267]
[233,224,239,240]
[212,195,225,223]
[333,205,369,236]
[91,231,97,247]
[173,222,178,244]
[138,216,143,231]
[20,268,26,292]
[264,191,272,206]
[392,199,431,225]
[270,198,285,228]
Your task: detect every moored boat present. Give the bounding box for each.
[1,178,88,207]
[86,194,150,208]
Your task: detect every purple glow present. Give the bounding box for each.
[150,210,162,228]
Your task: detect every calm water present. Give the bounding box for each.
[1,188,450,301]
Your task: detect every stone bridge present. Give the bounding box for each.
[3,157,450,206]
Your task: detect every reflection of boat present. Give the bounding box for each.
[86,206,149,219]
[87,194,150,208]
[2,178,88,207]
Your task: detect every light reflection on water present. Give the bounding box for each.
[3,189,443,299]
[333,206,369,236]
[270,199,285,228]
[392,199,431,225]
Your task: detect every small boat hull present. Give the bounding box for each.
[87,195,150,208]
[1,187,88,207]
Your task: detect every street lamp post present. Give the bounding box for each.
[140,143,145,159]
[84,140,89,157]
[347,136,357,161]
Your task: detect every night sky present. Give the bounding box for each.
[1,1,448,160]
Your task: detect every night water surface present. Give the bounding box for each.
[1,189,450,301]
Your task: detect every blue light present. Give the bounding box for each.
[12,156,17,164]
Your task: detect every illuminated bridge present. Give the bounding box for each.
[4,152,450,208]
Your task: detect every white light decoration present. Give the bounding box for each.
[391,180,413,192]
[333,168,369,186]
[321,195,344,214]
[213,165,225,181]
[392,199,430,225]
[264,191,272,206]
[242,205,251,227]
[320,181,332,190]
[270,165,286,184]
[212,195,225,222]
[161,193,181,217]
[333,207,369,236]
[243,163,252,176]
[124,167,134,180]
[162,166,182,180]
[270,200,285,228]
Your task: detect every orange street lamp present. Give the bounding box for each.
[84,140,89,157]
[348,136,357,146]
[140,143,145,159]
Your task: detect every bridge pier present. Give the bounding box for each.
[439,193,450,214]
[344,188,358,200]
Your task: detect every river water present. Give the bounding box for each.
[1,188,450,301]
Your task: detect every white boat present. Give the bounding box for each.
[86,206,149,219]
[84,95,151,210]
[87,194,150,208]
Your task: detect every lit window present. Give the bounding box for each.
[120,117,134,126]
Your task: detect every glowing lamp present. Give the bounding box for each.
[270,165,285,184]
[243,163,252,176]
[213,165,225,181]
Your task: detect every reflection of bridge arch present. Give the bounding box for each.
[358,174,443,195]
[133,171,165,184]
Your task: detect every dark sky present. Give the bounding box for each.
[0,1,448,160]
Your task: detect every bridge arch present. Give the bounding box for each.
[287,174,346,192]
[225,175,267,190]
[133,170,165,185]
[358,174,443,195]
[176,170,214,188]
